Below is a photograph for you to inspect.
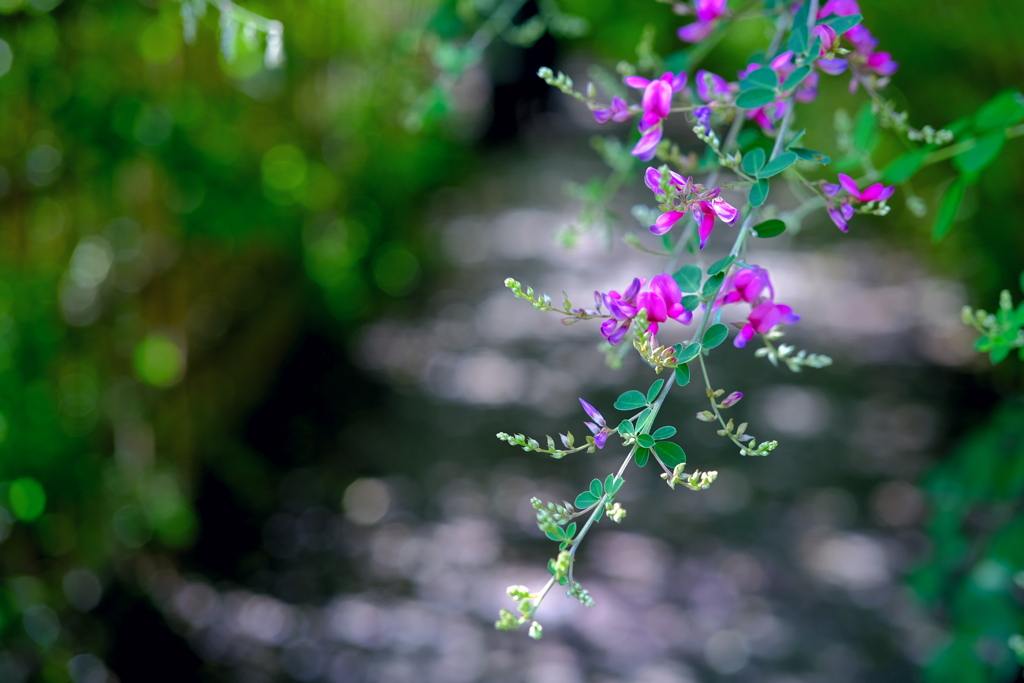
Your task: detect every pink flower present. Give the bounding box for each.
[837,173,895,202]
[695,70,732,104]
[734,301,801,348]
[579,398,609,449]
[643,167,737,247]
[827,203,856,232]
[593,96,633,124]
[720,266,775,305]
[677,0,728,43]
[625,72,687,160]
[598,274,692,344]
[693,197,738,249]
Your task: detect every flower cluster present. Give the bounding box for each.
[597,274,692,344]
[823,173,895,231]
[645,166,738,247]
[720,266,800,348]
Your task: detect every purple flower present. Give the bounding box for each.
[625,72,687,160]
[695,70,732,104]
[598,274,693,344]
[593,96,633,124]
[721,391,744,407]
[693,197,738,249]
[694,106,712,133]
[579,398,609,449]
[720,266,775,305]
[734,301,801,348]
[677,0,728,43]
[827,202,856,232]
[837,173,895,203]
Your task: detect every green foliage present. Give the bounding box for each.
[912,400,1024,683]
[702,323,728,349]
[707,255,735,276]
[752,218,786,238]
[614,390,649,410]
[749,179,770,207]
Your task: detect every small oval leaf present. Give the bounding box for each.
[574,491,599,508]
[749,179,770,207]
[674,264,703,292]
[637,434,655,449]
[647,378,665,403]
[741,66,777,91]
[757,151,797,178]
[707,255,735,276]
[677,342,701,364]
[674,363,691,386]
[653,441,687,468]
[614,390,649,411]
[736,88,777,110]
[753,218,786,238]
[652,426,677,440]
[702,323,729,349]
[740,146,766,175]
[634,448,650,467]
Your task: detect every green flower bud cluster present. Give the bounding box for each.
[662,464,719,491]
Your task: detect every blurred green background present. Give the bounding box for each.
[0,0,1021,681]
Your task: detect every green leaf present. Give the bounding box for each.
[757,151,798,178]
[652,426,677,440]
[634,448,650,467]
[991,344,1010,364]
[707,255,735,275]
[736,88,777,110]
[674,264,703,292]
[974,89,1024,131]
[749,179,770,207]
[781,65,811,93]
[617,419,634,435]
[636,408,652,431]
[741,67,777,91]
[565,522,577,539]
[653,441,687,468]
[702,323,729,349]
[932,177,966,242]
[590,478,603,498]
[681,295,701,311]
[614,390,649,410]
[674,363,691,387]
[677,342,701,364]
[574,491,599,508]
[637,434,655,449]
[605,475,623,494]
[790,147,831,164]
[853,103,877,152]
[819,13,862,34]
[740,147,766,175]
[545,530,564,542]
[787,24,809,54]
[953,132,1005,177]
[701,273,725,299]
[646,378,665,403]
[881,150,927,184]
[1019,271,1024,295]
[752,219,786,238]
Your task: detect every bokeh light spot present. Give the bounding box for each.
[343,478,390,525]
[133,335,185,387]
[138,20,180,65]
[261,144,308,193]
[372,245,419,296]
[0,39,12,79]
[8,477,46,521]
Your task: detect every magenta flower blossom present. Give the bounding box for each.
[644,166,737,247]
[720,392,744,408]
[598,274,693,345]
[826,203,856,232]
[625,72,687,160]
[677,0,728,43]
[837,173,895,203]
[695,70,732,104]
[734,301,801,348]
[579,398,609,449]
[593,96,633,124]
[720,265,775,305]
